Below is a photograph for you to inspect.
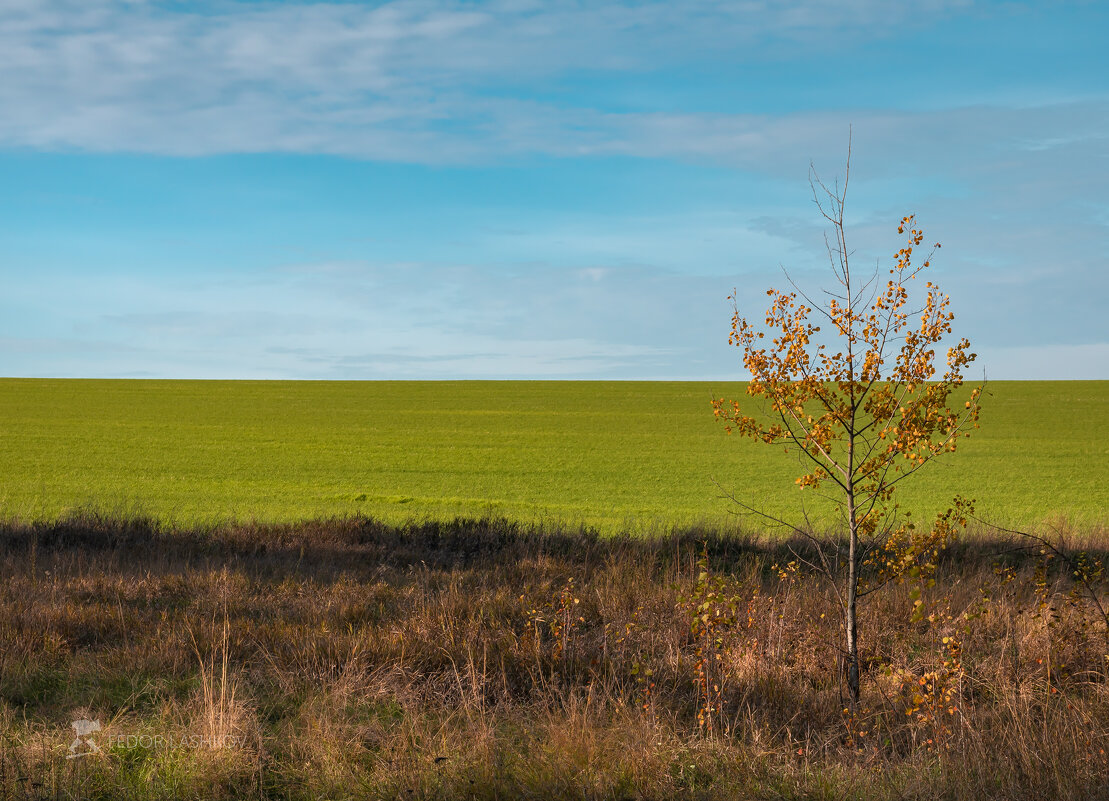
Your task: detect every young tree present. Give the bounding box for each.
[712,149,982,706]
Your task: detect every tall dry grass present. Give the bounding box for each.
[0,513,1106,799]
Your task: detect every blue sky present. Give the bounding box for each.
[1,0,1106,379]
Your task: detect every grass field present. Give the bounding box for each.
[1,379,1105,529]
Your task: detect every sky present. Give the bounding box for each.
[1,0,1107,380]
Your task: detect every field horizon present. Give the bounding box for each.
[2,378,1105,532]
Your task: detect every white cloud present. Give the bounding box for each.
[0,0,984,160]
[976,343,1109,381]
[1,255,729,378]
[2,1,1106,379]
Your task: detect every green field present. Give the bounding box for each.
[0,379,1105,529]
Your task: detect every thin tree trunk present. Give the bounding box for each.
[845,494,860,707]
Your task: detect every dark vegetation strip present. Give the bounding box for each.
[1,513,1107,800]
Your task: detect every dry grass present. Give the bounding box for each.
[0,513,1106,799]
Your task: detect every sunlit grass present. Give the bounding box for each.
[0,379,1104,529]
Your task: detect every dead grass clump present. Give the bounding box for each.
[0,513,1106,799]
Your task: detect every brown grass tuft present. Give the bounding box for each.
[0,512,1106,799]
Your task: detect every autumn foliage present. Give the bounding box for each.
[712,158,982,703]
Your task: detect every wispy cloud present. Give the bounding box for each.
[2,0,1106,380]
[3,256,718,379]
[0,0,982,161]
